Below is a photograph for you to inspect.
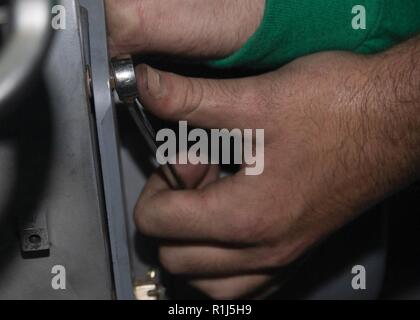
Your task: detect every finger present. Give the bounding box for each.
[190,274,273,300]
[171,162,210,190]
[135,171,267,245]
[136,64,272,129]
[139,163,219,202]
[159,244,273,277]
[106,0,264,58]
[105,0,145,57]
[170,151,220,189]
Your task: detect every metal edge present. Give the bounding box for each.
[78,0,133,300]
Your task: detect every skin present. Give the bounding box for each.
[106,0,264,58]
[106,0,420,299]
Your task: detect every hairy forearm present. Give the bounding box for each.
[368,35,420,192]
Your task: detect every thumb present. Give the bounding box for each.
[136,64,270,129]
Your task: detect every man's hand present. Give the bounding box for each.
[105,0,264,58]
[133,38,420,299]
[104,0,420,300]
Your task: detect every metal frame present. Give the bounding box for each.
[79,0,134,300]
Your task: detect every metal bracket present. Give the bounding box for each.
[19,210,50,258]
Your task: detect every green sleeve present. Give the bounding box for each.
[209,0,420,70]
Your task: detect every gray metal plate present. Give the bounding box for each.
[0,0,113,299]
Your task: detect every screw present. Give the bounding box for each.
[29,234,42,245]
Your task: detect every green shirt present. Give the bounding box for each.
[210,0,420,70]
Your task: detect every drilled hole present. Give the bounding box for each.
[28,234,42,245]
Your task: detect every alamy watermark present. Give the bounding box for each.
[51,5,66,30]
[156,121,265,176]
[352,5,366,30]
[351,265,366,290]
[51,4,369,32]
[51,265,66,290]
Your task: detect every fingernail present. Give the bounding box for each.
[144,66,166,98]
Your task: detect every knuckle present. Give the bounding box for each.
[134,199,154,237]
[179,78,205,119]
[150,77,205,121]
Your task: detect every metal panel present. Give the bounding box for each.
[0,0,113,299]
[78,0,134,300]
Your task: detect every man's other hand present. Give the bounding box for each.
[106,0,264,58]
